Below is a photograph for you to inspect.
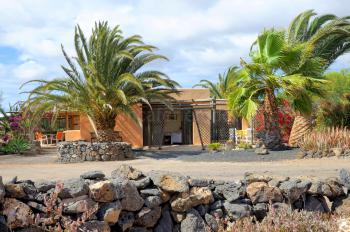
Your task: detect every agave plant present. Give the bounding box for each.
[299,127,350,153]
[22,22,178,142]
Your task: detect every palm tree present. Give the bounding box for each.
[22,22,178,142]
[287,10,350,69]
[285,10,350,146]
[228,30,325,149]
[193,66,240,99]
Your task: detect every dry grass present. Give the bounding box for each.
[219,207,340,232]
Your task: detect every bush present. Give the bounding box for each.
[299,127,350,152]
[0,138,30,154]
[254,100,295,143]
[217,207,341,232]
[316,94,350,128]
[222,207,339,232]
[237,142,252,149]
[207,143,222,151]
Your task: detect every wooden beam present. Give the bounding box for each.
[192,100,205,150]
[65,112,69,130]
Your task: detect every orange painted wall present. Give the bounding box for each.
[242,118,250,130]
[170,88,210,100]
[80,115,93,141]
[64,130,82,141]
[77,105,143,148]
[115,105,143,148]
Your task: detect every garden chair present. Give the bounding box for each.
[235,129,247,144]
[35,132,48,146]
[245,128,253,143]
[52,131,64,144]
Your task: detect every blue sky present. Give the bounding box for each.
[0,0,349,107]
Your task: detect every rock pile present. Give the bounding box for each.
[57,141,133,163]
[298,148,350,158]
[1,166,350,231]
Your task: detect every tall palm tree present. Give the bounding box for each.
[287,10,350,69]
[193,66,240,99]
[22,22,178,142]
[228,30,325,149]
[285,10,350,146]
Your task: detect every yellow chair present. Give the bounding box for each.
[235,129,252,143]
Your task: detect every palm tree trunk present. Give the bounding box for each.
[288,115,312,147]
[263,89,283,150]
[94,115,122,142]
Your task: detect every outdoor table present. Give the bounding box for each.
[45,134,56,144]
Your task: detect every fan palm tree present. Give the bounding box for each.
[22,22,178,142]
[285,10,350,146]
[228,30,326,149]
[193,66,240,99]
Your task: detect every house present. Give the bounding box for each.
[43,89,249,148]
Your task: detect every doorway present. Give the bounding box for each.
[142,105,193,147]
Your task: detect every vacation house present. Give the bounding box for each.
[41,89,249,148]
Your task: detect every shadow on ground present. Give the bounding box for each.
[134,146,299,162]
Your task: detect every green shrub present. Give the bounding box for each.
[316,95,350,129]
[207,143,222,151]
[0,138,30,154]
[237,142,252,149]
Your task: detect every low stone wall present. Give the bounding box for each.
[57,141,133,163]
[1,166,350,231]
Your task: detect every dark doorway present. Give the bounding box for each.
[142,104,194,146]
[182,109,193,145]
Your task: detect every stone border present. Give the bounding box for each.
[1,165,350,231]
[57,141,133,163]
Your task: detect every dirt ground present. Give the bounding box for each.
[1,147,350,182]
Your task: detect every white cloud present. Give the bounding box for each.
[13,60,46,80]
[0,63,6,77]
[0,0,349,106]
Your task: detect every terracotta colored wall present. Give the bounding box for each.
[242,118,250,130]
[64,130,82,141]
[78,105,143,148]
[170,88,210,101]
[115,105,143,148]
[80,115,93,141]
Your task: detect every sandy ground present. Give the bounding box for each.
[1,148,350,183]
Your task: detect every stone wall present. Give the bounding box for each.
[57,141,133,163]
[1,166,350,231]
